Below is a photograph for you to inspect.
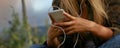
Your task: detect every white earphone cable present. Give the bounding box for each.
[51,25,66,48]
[48,0,83,47]
[73,0,83,48]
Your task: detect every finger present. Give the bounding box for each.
[64,26,74,32]
[62,17,70,22]
[54,21,74,27]
[48,13,56,24]
[66,31,74,35]
[63,12,76,20]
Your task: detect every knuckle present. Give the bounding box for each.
[71,21,76,25]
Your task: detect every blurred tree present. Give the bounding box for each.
[21,0,32,47]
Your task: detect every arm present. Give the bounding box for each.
[90,0,120,41]
[89,23,113,40]
[54,12,113,40]
[107,0,120,37]
[54,0,120,41]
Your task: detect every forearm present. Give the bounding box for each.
[90,23,113,40]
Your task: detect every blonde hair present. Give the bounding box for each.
[89,0,108,24]
[53,0,108,24]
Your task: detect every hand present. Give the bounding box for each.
[54,12,96,35]
[47,25,63,40]
[47,26,64,47]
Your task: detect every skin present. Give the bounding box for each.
[47,12,113,47]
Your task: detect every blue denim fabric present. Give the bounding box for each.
[98,35,120,48]
[30,44,48,48]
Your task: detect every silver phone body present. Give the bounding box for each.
[49,9,66,22]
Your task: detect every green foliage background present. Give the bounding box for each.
[0,0,48,48]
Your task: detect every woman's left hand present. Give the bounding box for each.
[54,12,96,35]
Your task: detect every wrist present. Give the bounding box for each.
[88,23,113,40]
[47,37,59,48]
[87,22,98,32]
[47,38,54,47]
[47,36,55,44]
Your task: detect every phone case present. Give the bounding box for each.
[49,9,66,22]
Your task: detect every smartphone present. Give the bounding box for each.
[49,9,66,23]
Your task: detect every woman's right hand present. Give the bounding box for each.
[47,14,66,40]
[47,26,63,40]
[47,13,69,47]
[47,25,63,47]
